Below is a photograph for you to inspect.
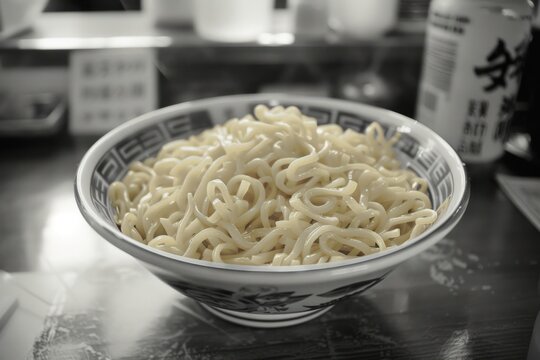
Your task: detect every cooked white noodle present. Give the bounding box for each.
[109,105,437,266]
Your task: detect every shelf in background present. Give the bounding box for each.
[0,11,425,62]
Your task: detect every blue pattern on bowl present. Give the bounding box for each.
[76,95,468,327]
[90,102,453,224]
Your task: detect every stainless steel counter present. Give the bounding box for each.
[0,135,539,359]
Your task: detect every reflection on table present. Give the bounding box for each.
[0,137,539,359]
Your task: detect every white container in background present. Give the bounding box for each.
[329,0,399,39]
[194,0,274,42]
[0,0,48,40]
[69,49,158,135]
[289,0,328,38]
[416,0,533,163]
[144,0,193,27]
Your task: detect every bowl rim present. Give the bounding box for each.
[75,93,470,274]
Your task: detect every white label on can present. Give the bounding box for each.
[417,3,531,162]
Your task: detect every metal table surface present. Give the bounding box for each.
[0,135,538,359]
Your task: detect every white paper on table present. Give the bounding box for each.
[0,272,18,331]
[496,174,540,233]
[0,272,73,360]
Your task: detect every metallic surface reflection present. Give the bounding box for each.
[29,265,412,359]
[0,137,539,358]
[39,180,133,272]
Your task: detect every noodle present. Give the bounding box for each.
[109,105,437,266]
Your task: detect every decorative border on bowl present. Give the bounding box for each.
[90,104,454,226]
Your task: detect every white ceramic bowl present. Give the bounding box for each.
[75,94,469,328]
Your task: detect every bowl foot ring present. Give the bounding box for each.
[200,303,334,328]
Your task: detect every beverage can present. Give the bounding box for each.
[416,0,533,163]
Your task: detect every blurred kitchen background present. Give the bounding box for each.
[0,0,539,160]
[3,3,540,359]
[0,1,461,133]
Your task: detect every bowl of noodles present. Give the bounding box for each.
[75,94,469,328]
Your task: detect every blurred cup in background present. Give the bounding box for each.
[0,0,48,40]
[144,0,193,27]
[329,0,399,39]
[289,0,329,39]
[194,0,274,42]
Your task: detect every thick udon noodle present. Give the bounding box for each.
[109,105,437,266]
